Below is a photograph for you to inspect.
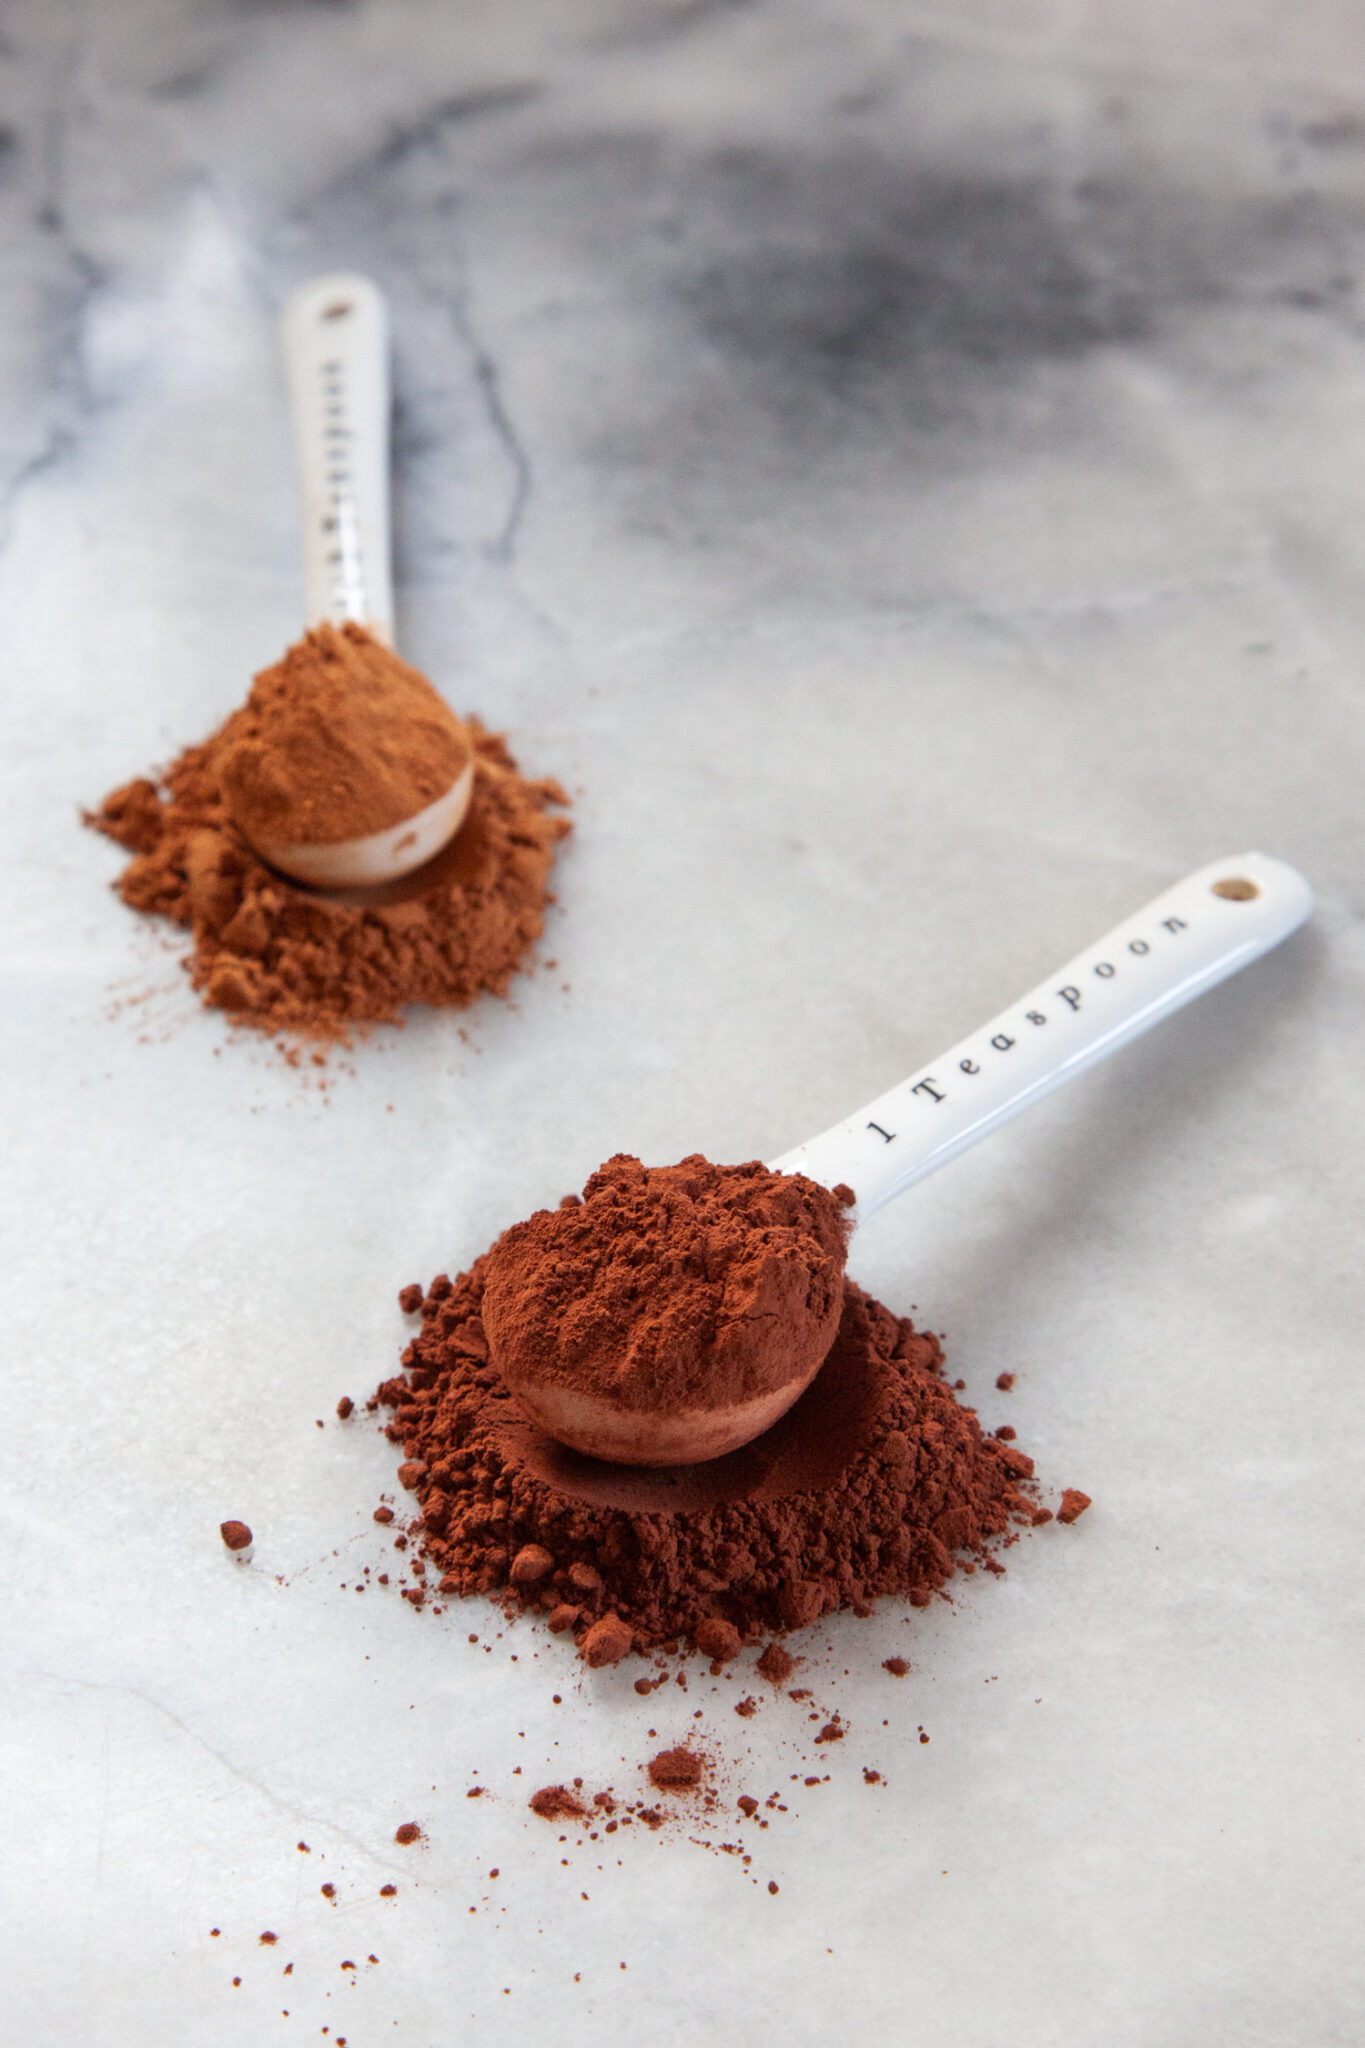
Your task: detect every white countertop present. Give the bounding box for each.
[2,3,1362,2042]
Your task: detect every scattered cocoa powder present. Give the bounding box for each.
[366,1165,1054,1655]
[86,626,569,1041]
[647,1747,705,1792]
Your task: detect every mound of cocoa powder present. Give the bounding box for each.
[86,626,569,1040]
[370,1164,1051,1656]
[482,1154,851,1417]
[219,623,472,848]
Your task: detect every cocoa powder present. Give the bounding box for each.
[647,1747,704,1792]
[529,1785,589,1821]
[219,624,472,847]
[371,1158,1051,1656]
[86,629,569,1041]
[482,1154,851,1417]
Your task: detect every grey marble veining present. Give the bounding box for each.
[1,4,1363,2043]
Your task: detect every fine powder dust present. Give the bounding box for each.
[371,1159,1057,1657]
[86,626,569,1040]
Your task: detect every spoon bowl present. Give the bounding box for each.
[247,758,474,890]
[496,1367,824,1470]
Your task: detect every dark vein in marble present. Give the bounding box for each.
[597,0,761,50]
[375,83,543,172]
[21,1666,409,1881]
[447,292,532,562]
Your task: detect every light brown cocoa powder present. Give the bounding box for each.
[86,631,569,1041]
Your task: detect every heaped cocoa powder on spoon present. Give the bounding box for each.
[86,623,569,1041]
[482,1154,852,1459]
[368,1154,1062,1661]
[217,623,472,848]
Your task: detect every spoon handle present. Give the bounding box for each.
[282,273,394,644]
[771,852,1313,1217]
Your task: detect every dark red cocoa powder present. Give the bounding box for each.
[647,1747,705,1792]
[370,1210,1047,1656]
[529,1785,589,1821]
[482,1154,850,1416]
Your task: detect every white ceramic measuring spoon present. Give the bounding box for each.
[771,851,1312,1212]
[240,274,473,890]
[506,853,1312,1466]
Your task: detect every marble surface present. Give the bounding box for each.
[2,2,1364,2042]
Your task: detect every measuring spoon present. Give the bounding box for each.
[237,274,473,890]
[504,852,1312,1467]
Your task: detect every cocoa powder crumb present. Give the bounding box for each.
[219,1520,252,1552]
[1057,1489,1092,1524]
[581,1613,632,1668]
[756,1644,796,1686]
[510,1545,555,1588]
[996,1373,1016,1391]
[694,1618,742,1664]
[530,1785,589,1821]
[647,1747,704,1793]
[883,1657,910,1678]
[394,1823,422,1845]
[336,1397,354,1420]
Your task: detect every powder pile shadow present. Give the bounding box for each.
[86,636,569,1041]
[372,1248,1052,1657]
